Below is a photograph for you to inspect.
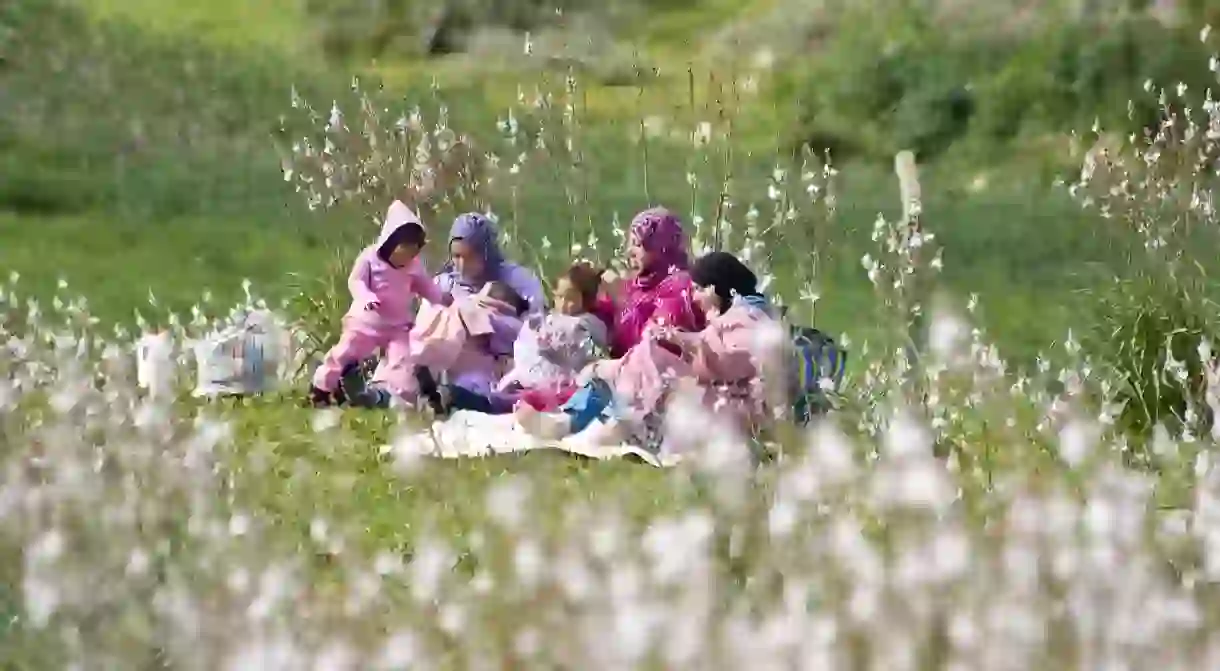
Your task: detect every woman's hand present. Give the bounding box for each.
[474,295,515,316]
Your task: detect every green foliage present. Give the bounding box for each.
[979,16,1216,140]
[783,7,1215,163]
[1085,270,1220,447]
[304,0,697,60]
[284,247,358,371]
[0,0,336,219]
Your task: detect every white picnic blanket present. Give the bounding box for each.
[392,411,683,468]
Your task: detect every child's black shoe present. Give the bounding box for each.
[414,366,447,416]
[340,361,369,402]
[308,385,348,408]
[308,386,336,408]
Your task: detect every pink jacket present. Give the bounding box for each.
[344,201,448,328]
[687,301,772,383]
[594,300,775,426]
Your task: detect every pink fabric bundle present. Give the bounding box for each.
[410,295,516,396]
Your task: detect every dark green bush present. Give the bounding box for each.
[305,0,696,60]
[784,8,1215,164]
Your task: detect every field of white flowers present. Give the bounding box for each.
[8,20,1220,671]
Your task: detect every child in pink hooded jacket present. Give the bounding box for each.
[309,200,451,406]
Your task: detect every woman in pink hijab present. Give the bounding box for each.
[609,207,706,357]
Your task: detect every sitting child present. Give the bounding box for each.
[498,262,612,410]
[309,200,450,407]
[416,281,528,415]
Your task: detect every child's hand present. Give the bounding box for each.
[364,300,381,312]
[601,270,626,303]
[643,322,669,341]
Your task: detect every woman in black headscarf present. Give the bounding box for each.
[687,251,770,317]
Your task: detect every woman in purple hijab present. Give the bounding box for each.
[419,212,544,414]
[436,212,545,314]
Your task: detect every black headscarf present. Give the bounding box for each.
[689,251,759,313]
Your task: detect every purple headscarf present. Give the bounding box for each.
[444,212,505,285]
[436,212,546,322]
[629,207,690,291]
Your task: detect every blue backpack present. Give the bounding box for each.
[787,323,847,423]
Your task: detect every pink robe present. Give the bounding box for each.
[592,301,774,432]
[609,271,704,358]
[410,295,518,398]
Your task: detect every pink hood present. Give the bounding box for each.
[377,201,425,255]
[342,200,440,328]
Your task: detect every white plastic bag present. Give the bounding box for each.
[136,331,176,400]
[192,310,285,397]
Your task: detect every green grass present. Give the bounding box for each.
[81,0,313,56]
[0,212,350,321]
[223,400,684,560]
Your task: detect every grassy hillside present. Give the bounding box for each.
[2,0,1162,362]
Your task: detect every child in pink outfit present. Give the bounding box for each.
[309,200,451,406]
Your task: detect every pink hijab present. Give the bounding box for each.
[610,208,704,357]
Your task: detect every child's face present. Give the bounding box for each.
[387,241,422,267]
[554,277,586,316]
[692,283,720,315]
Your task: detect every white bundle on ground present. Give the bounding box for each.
[394,411,676,467]
[190,309,294,397]
[135,331,176,400]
